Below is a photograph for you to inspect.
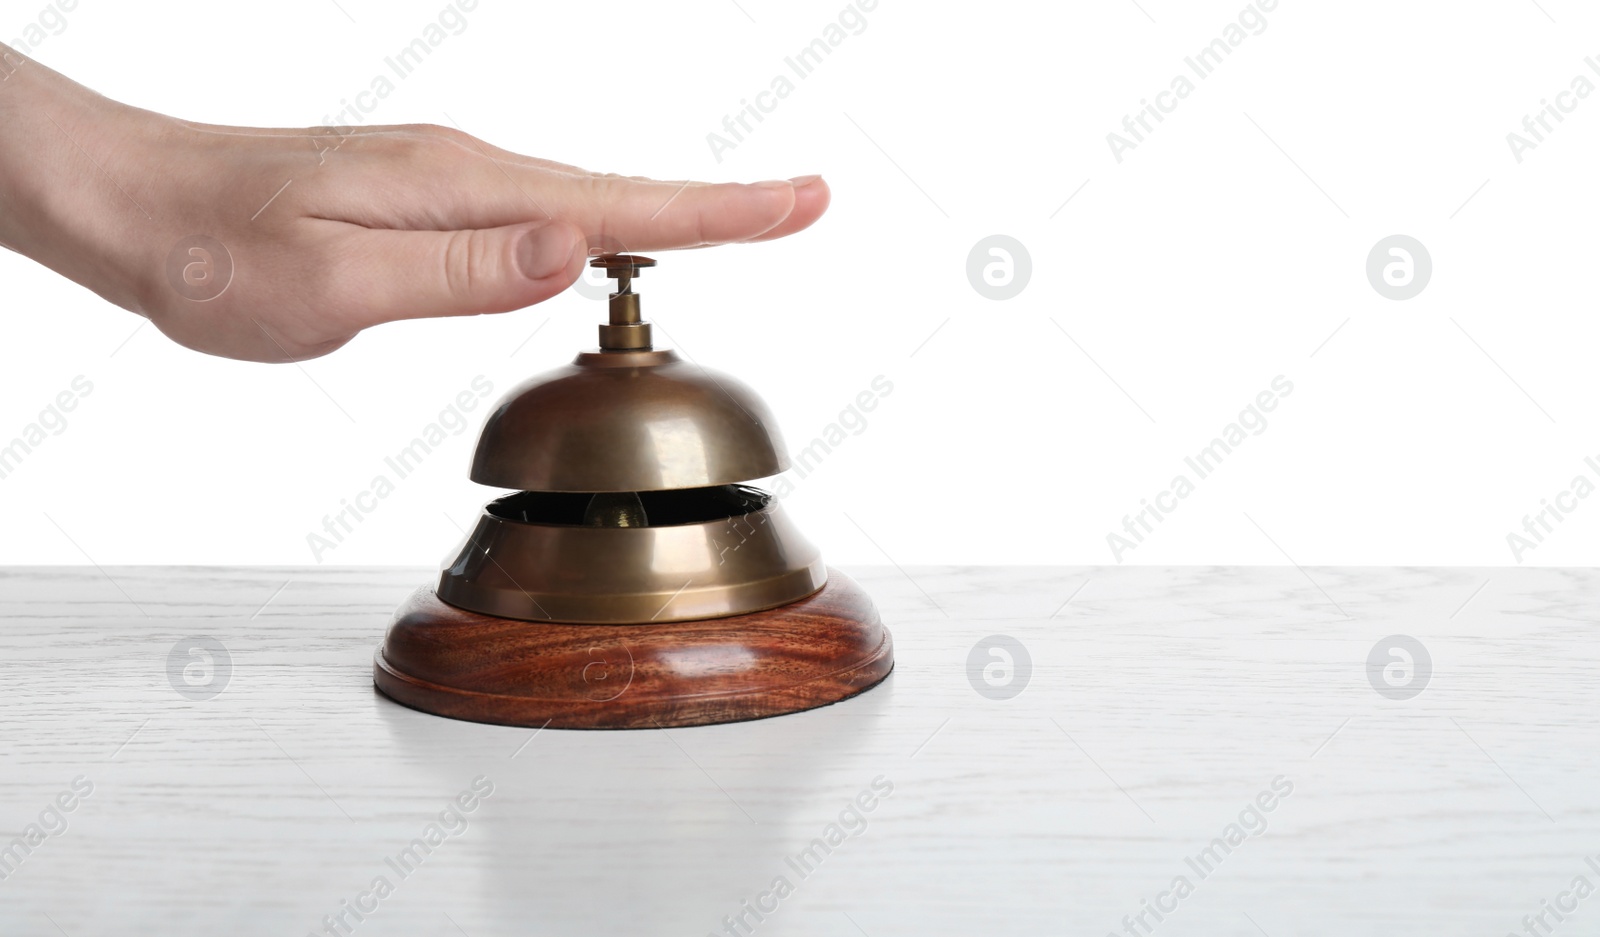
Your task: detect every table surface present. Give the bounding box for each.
[0,565,1595,936]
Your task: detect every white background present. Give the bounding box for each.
[2,0,1597,567]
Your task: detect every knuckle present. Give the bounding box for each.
[404,122,459,140]
[585,173,628,201]
[693,207,709,247]
[364,125,476,175]
[404,122,479,154]
[441,228,491,299]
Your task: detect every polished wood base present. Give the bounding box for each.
[373,568,893,729]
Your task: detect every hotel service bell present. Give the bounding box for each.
[373,254,894,729]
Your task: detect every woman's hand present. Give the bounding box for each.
[0,47,829,361]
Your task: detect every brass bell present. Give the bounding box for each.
[373,254,894,729]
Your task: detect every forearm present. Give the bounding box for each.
[0,43,152,312]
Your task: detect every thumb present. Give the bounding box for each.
[335,219,586,328]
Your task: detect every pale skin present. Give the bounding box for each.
[0,44,829,362]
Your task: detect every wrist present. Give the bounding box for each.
[0,46,49,250]
[0,45,159,312]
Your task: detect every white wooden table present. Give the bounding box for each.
[0,566,1594,936]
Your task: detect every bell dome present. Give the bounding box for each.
[469,348,790,492]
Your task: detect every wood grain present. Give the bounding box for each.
[5,566,1600,937]
[374,568,894,729]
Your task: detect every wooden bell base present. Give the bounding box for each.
[373,568,893,729]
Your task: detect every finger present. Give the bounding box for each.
[289,127,817,250]
[325,219,586,328]
[742,176,830,242]
[313,160,798,250]
[494,174,802,251]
